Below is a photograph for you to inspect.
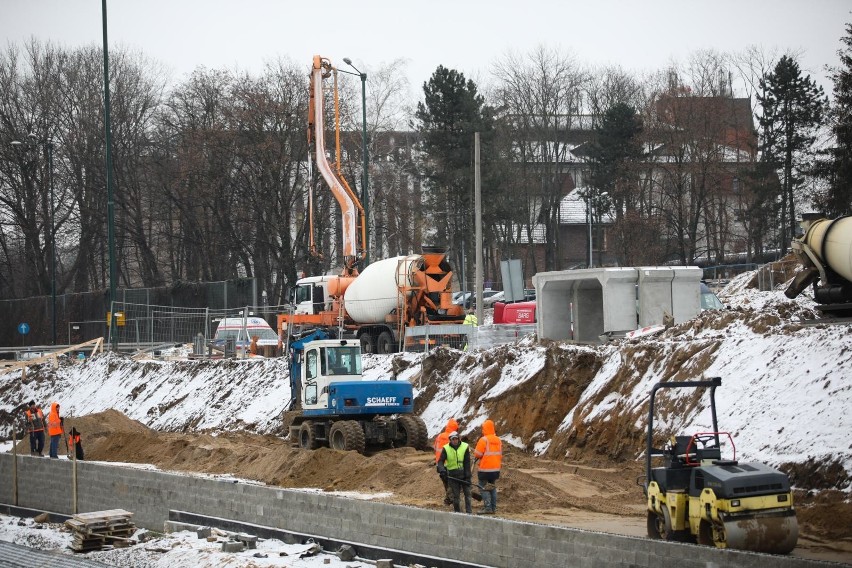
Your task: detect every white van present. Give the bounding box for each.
[212,317,278,355]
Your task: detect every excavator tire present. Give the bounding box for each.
[329,420,366,454]
[376,331,395,354]
[398,415,428,450]
[299,421,320,450]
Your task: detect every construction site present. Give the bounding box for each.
[0,269,851,567]
[1,45,852,566]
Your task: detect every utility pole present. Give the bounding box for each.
[474,132,483,325]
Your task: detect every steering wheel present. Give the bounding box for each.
[692,433,718,448]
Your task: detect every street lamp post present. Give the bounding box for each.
[103,0,118,349]
[586,190,608,269]
[11,136,57,345]
[343,57,370,267]
[586,192,593,268]
[589,191,609,268]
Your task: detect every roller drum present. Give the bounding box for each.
[720,510,798,555]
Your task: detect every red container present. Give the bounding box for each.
[493,302,506,324]
[502,301,537,324]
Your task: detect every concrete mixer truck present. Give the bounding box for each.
[278,56,466,352]
[784,214,852,317]
[282,250,466,353]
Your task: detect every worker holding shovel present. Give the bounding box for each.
[433,418,459,505]
[437,431,472,514]
[474,419,503,514]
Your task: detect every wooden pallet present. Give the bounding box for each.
[65,509,136,552]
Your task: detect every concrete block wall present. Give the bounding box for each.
[0,454,827,568]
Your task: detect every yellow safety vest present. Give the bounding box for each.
[443,442,469,471]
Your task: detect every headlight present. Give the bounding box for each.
[730,499,740,507]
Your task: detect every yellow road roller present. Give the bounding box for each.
[641,377,798,554]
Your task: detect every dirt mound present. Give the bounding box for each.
[10,408,850,562]
[54,409,645,519]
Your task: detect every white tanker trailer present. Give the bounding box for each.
[343,255,422,323]
[785,215,852,316]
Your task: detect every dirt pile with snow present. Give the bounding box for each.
[1,270,852,561]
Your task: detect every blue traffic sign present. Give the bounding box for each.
[18,322,29,335]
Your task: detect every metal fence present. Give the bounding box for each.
[756,259,799,291]
[105,303,287,349]
[701,264,759,286]
[1,278,261,348]
[404,323,537,354]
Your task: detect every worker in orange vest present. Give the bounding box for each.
[67,427,84,460]
[46,402,64,459]
[474,418,503,514]
[25,400,46,456]
[433,417,458,505]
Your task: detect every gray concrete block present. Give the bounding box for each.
[337,544,356,561]
[222,540,245,552]
[164,520,200,533]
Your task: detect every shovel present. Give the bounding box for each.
[447,477,484,501]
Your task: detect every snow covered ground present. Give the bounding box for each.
[2,271,850,487]
[0,514,360,567]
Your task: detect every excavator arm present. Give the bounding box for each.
[308,55,367,276]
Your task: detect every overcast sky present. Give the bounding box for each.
[2,0,849,101]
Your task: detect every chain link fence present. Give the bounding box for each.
[404,323,537,353]
[756,259,799,291]
[1,278,260,348]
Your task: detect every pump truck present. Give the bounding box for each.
[641,377,798,554]
[286,330,428,454]
[277,56,466,354]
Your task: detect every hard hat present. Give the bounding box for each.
[449,431,460,439]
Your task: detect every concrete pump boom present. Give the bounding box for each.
[308,55,366,275]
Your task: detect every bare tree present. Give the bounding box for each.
[491,45,588,272]
[0,40,65,299]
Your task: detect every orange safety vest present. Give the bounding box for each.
[474,419,502,472]
[26,408,45,432]
[46,403,63,436]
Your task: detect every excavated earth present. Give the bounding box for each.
[4,272,852,564]
[14,405,851,565]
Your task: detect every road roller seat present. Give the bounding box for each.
[672,435,699,466]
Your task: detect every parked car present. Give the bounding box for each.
[453,290,500,309]
[700,282,724,310]
[211,316,279,355]
[482,291,504,306]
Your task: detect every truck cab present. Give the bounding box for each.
[290,275,333,315]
